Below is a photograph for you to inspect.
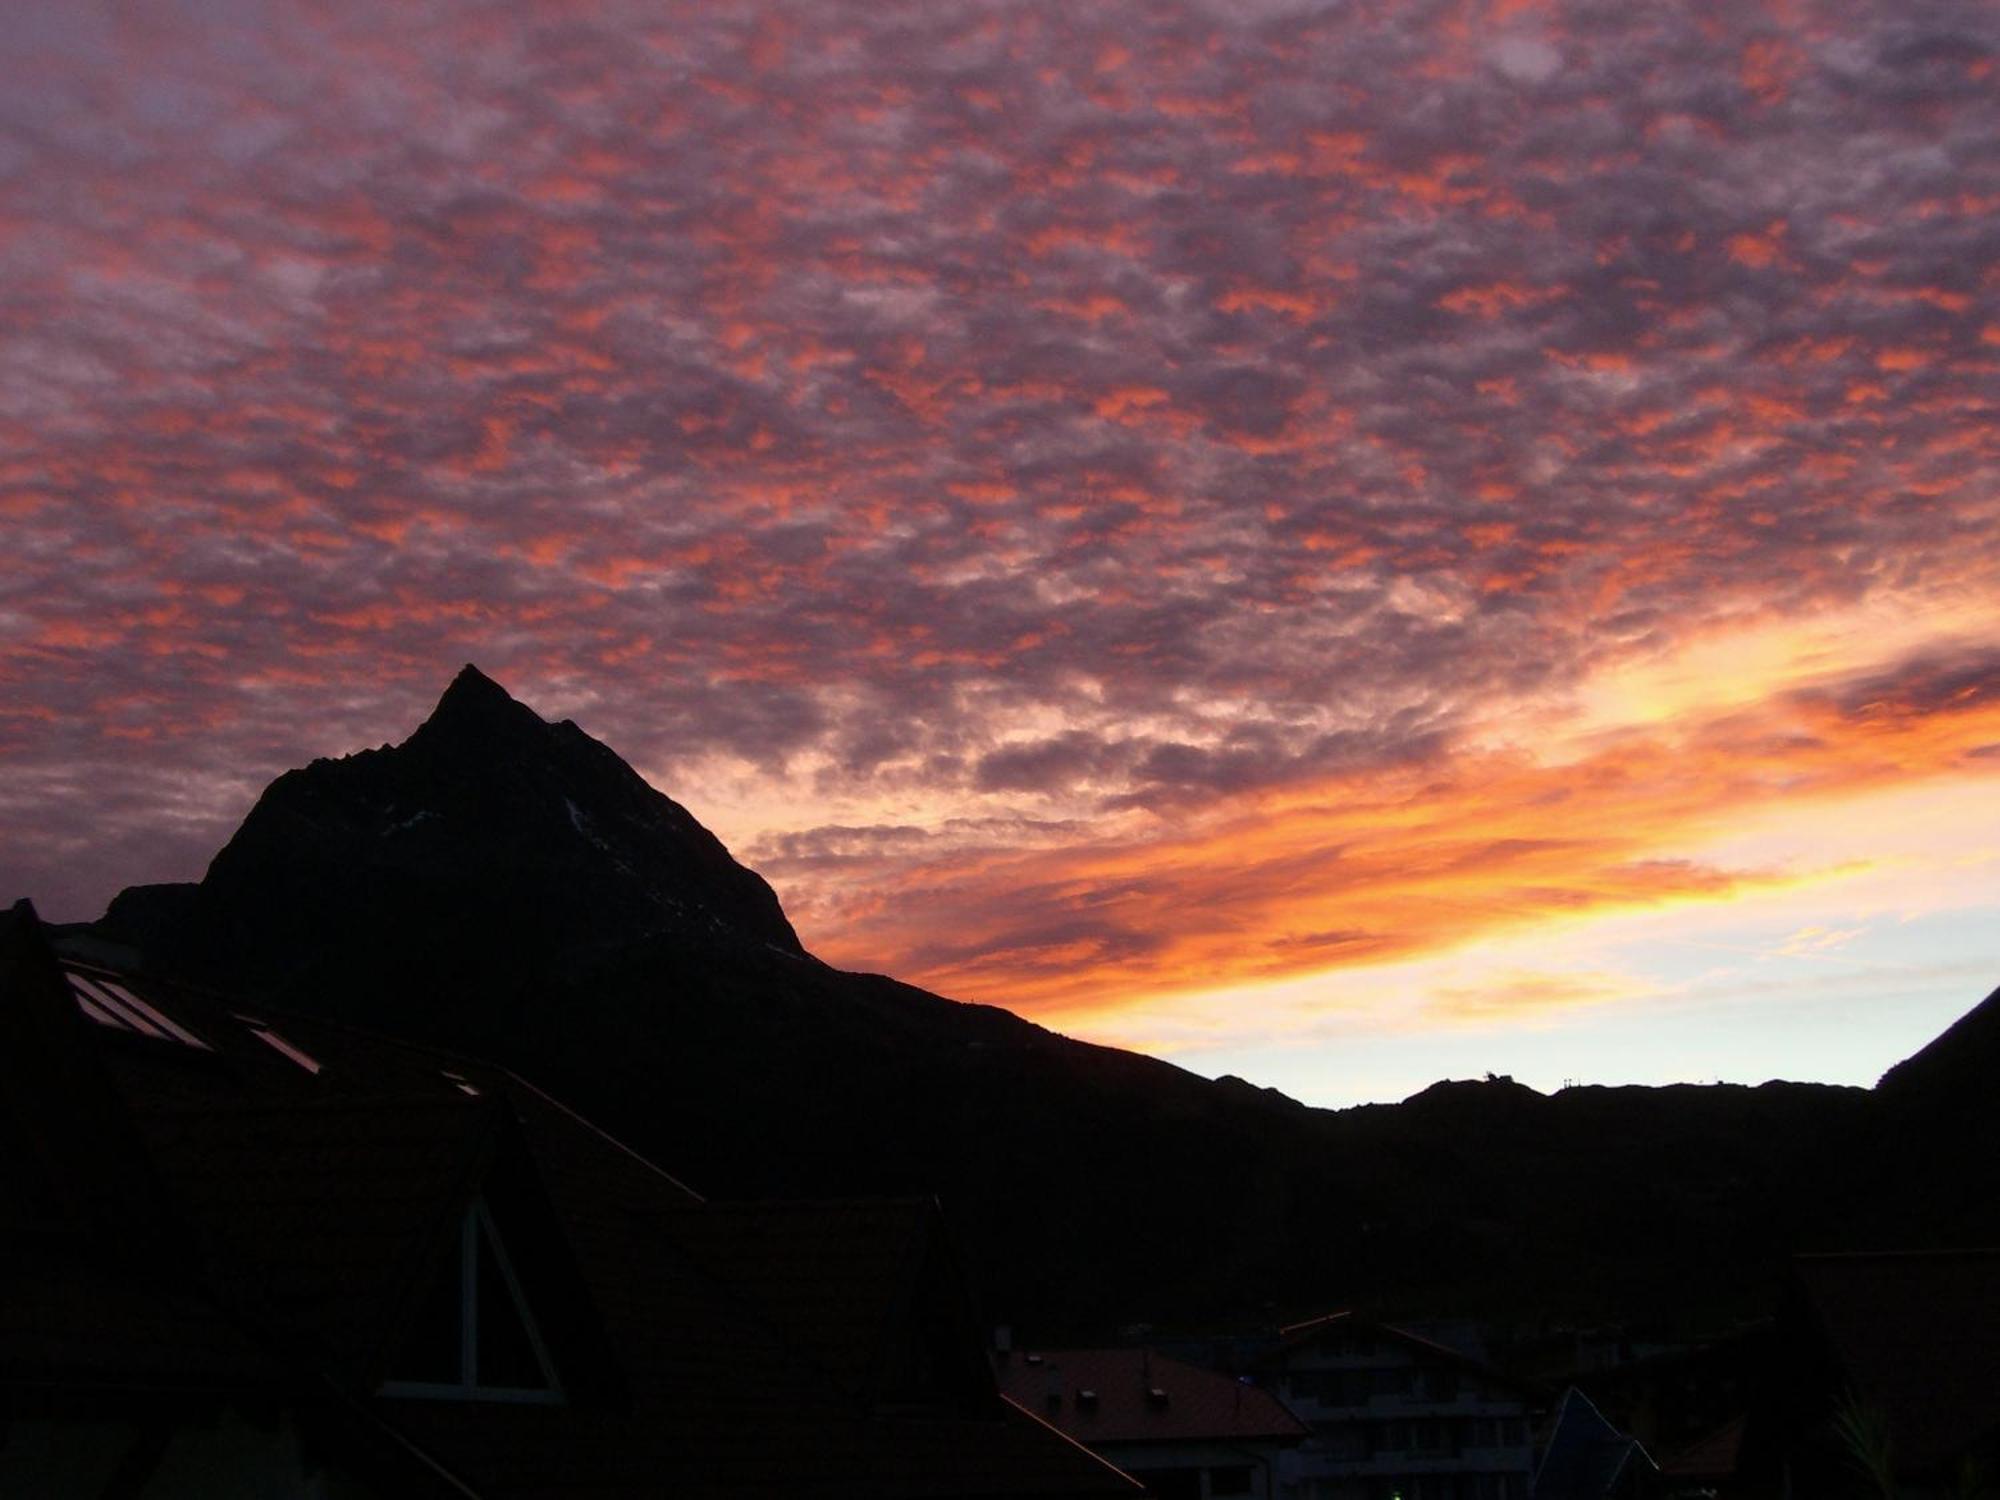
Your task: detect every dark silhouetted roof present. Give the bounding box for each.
[997,1347,1307,1446]
[1264,1310,1540,1394]
[1658,1416,1743,1480]
[1533,1386,1653,1500]
[1,900,1135,1499]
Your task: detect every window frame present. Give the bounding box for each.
[379,1199,564,1405]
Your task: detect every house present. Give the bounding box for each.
[996,1346,1307,1500]
[0,900,1139,1498]
[1555,1325,1770,1499]
[1255,1313,1543,1500]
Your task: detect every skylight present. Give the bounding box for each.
[67,972,211,1050]
[247,1024,323,1075]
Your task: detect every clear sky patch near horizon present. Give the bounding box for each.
[3,0,1995,1106]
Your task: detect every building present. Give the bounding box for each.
[0,900,1137,1498]
[1530,1388,1655,1500]
[1255,1313,1542,1500]
[1557,1325,1770,1498]
[997,1346,1307,1500]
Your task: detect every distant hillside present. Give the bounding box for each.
[77,667,1996,1339]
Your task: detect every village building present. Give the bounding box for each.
[0,900,1137,1499]
[1254,1313,1543,1500]
[996,1345,1308,1500]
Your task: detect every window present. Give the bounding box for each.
[1209,1466,1253,1497]
[68,972,210,1049]
[1288,1370,1343,1404]
[381,1200,561,1402]
[247,1023,321,1074]
[1316,1420,1370,1459]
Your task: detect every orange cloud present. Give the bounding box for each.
[789,646,2000,1022]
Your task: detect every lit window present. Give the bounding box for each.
[68,973,211,1050]
[381,1200,562,1403]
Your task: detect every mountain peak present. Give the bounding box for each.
[110,667,805,996]
[413,663,548,747]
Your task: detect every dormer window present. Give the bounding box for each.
[381,1199,562,1403]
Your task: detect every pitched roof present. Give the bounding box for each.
[666,1197,958,1402]
[1262,1310,1540,1393]
[1532,1386,1654,1500]
[997,1348,1307,1446]
[1657,1416,1743,1479]
[135,1092,499,1383]
[3,902,1135,1498]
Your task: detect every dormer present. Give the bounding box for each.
[381,1196,562,1403]
[372,1108,621,1412]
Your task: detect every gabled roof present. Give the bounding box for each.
[1532,1386,1654,1500]
[3,901,1136,1499]
[997,1347,1307,1446]
[1261,1310,1540,1394]
[1658,1416,1743,1480]
[136,1092,501,1384]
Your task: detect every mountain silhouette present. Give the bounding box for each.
[1878,981,2000,1102]
[81,668,1999,1338]
[110,664,798,979]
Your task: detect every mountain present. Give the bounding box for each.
[80,667,1994,1339]
[107,665,798,983]
[1857,982,2000,1247]
[1878,981,2000,1103]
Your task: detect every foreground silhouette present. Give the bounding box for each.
[72,667,2000,1337]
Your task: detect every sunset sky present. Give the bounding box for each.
[4,0,1996,1106]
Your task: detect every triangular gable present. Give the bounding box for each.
[373,1105,619,1408]
[382,1197,562,1402]
[1534,1386,1655,1500]
[873,1200,1003,1415]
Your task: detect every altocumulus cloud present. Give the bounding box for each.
[0,0,1994,1025]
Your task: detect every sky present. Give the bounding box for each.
[3,0,1996,1107]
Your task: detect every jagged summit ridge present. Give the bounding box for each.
[108,667,803,992]
[410,663,548,748]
